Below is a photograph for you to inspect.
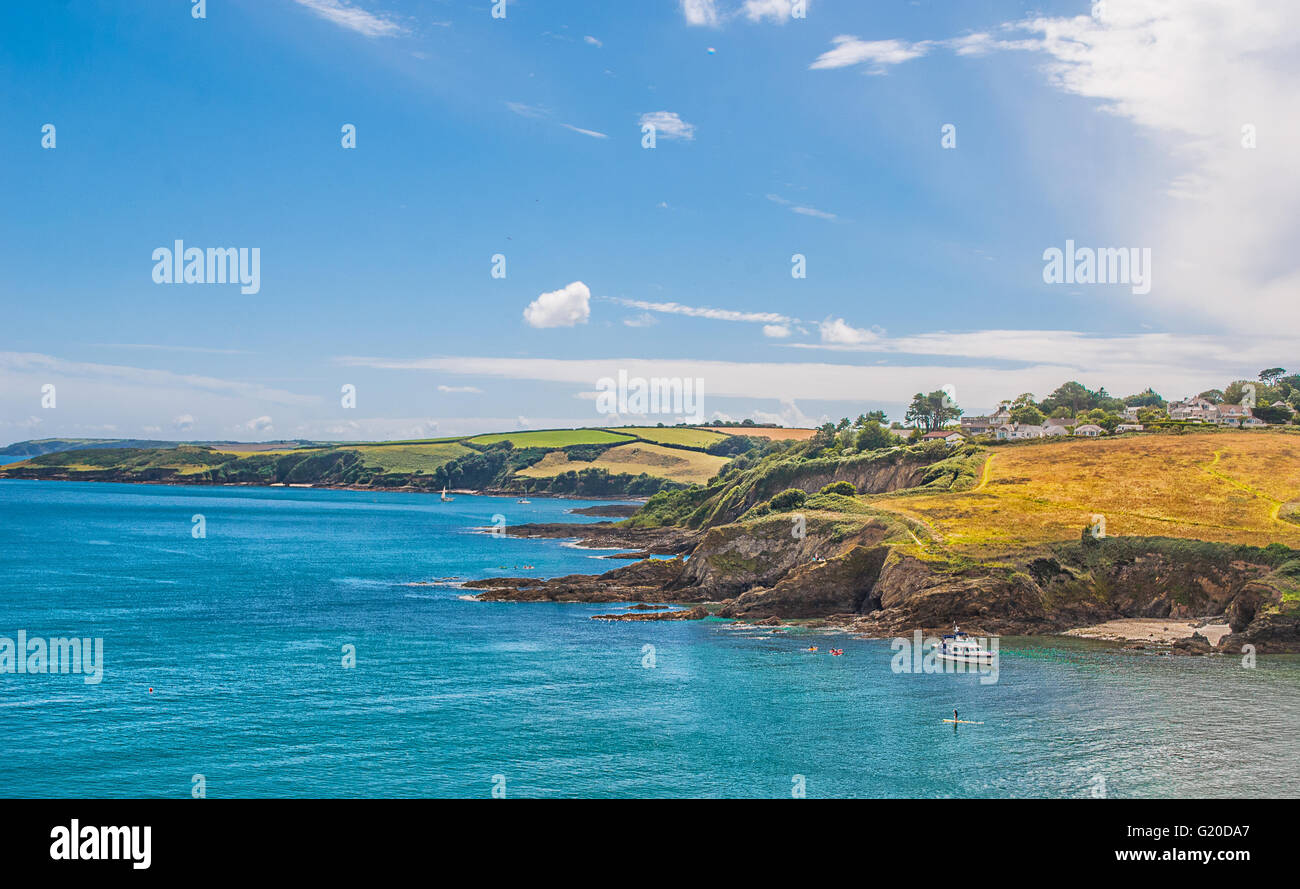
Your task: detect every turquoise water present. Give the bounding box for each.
[1,479,1297,798]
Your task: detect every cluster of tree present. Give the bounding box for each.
[808,411,899,456]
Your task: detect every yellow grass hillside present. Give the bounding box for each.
[867,432,1300,554]
[516,442,729,485]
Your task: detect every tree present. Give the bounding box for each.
[1259,367,1287,386]
[904,390,962,432]
[1251,404,1290,424]
[1011,403,1046,425]
[1040,381,1103,417]
[1197,389,1225,404]
[1224,380,1259,405]
[1124,388,1165,408]
[855,421,894,451]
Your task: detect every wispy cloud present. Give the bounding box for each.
[290,0,406,38]
[608,297,793,325]
[766,193,840,221]
[92,343,249,355]
[505,101,548,119]
[338,328,1292,414]
[509,102,608,140]
[560,123,609,139]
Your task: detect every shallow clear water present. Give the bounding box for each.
[0,480,1296,798]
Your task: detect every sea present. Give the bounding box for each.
[1,476,1297,798]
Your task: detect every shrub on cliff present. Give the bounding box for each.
[769,488,807,511]
[819,480,857,496]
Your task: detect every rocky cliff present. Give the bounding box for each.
[473,512,1300,652]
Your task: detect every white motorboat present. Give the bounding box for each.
[934,626,996,666]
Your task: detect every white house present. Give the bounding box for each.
[996,423,1045,440]
[920,430,965,445]
[1115,423,1144,433]
[1074,424,1104,437]
[1213,404,1250,426]
[960,408,1012,436]
[1241,416,1267,429]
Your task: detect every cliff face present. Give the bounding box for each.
[672,515,893,598]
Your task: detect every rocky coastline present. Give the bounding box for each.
[466,515,1300,653]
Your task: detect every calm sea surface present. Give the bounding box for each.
[1,479,1297,798]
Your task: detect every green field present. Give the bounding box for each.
[467,429,635,448]
[350,442,473,473]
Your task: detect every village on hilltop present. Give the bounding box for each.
[884,369,1300,446]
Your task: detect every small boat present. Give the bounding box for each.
[441,486,454,502]
[829,648,843,656]
[517,498,531,504]
[934,625,996,666]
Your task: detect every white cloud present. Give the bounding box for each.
[173,414,195,432]
[682,0,720,27]
[742,0,804,23]
[750,399,816,428]
[438,385,482,394]
[763,324,792,338]
[639,111,696,141]
[1011,1,1300,332]
[242,416,274,434]
[819,318,882,346]
[290,0,405,38]
[810,36,931,72]
[623,313,658,328]
[523,281,592,328]
[814,2,1300,331]
[584,35,603,47]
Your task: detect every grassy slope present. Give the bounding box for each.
[864,433,1300,554]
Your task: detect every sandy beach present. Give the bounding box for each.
[1063,618,1232,645]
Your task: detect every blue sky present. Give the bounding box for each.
[2,0,1296,441]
